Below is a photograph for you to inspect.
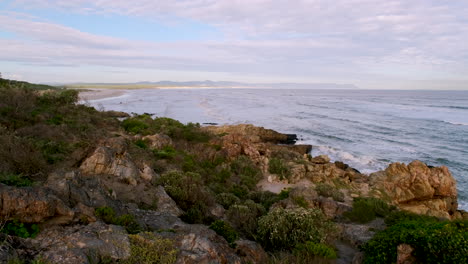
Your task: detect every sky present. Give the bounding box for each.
[1,0,468,89]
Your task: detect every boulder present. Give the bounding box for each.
[235,239,268,264]
[397,244,416,264]
[80,146,139,186]
[311,155,331,164]
[369,160,458,219]
[0,184,74,225]
[142,133,173,149]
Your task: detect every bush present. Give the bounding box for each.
[362,219,468,264]
[257,208,337,251]
[227,200,265,238]
[122,115,211,142]
[216,193,241,209]
[209,220,239,247]
[248,190,289,211]
[123,232,177,264]
[294,241,337,259]
[268,158,291,180]
[345,197,395,223]
[230,156,262,190]
[384,210,439,227]
[95,207,141,234]
[1,220,39,238]
[0,173,33,187]
[315,183,345,202]
[153,146,177,159]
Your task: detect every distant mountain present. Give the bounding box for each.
[64,80,359,89]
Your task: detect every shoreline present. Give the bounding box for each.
[77,88,127,101]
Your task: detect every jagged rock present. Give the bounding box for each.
[140,163,157,181]
[397,244,416,264]
[0,184,74,225]
[282,144,312,155]
[166,225,242,264]
[311,155,331,164]
[80,146,139,186]
[235,239,268,264]
[369,160,458,219]
[154,186,184,216]
[142,133,173,149]
[46,171,118,210]
[34,222,130,264]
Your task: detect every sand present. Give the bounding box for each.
[78,89,127,101]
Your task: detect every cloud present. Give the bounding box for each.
[2,0,468,86]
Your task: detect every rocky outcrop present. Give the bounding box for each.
[369,160,458,219]
[203,124,297,144]
[80,137,159,185]
[0,184,74,225]
[31,222,130,264]
[142,133,173,149]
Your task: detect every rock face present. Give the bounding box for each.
[80,145,140,186]
[33,222,130,264]
[0,184,74,225]
[369,160,458,219]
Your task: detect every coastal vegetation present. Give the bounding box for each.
[0,77,467,263]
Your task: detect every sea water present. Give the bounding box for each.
[85,88,468,210]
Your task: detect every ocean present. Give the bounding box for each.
[85,88,468,210]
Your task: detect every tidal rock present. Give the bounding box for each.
[0,184,74,225]
[369,160,458,219]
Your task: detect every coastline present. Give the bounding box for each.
[77,88,127,101]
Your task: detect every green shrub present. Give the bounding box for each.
[294,241,337,259]
[248,189,290,211]
[227,200,265,238]
[0,173,33,187]
[134,139,148,149]
[122,232,177,264]
[362,219,468,264]
[292,195,309,208]
[216,193,241,209]
[121,115,211,142]
[95,207,141,234]
[1,219,39,238]
[268,158,291,180]
[209,220,239,247]
[257,208,337,251]
[384,210,439,227]
[153,146,177,159]
[315,183,345,202]
[230,156,262,190]
[345,197,395,223]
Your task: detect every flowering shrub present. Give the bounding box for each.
[257,207,337,251]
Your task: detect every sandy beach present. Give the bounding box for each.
[78,89,127,101]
